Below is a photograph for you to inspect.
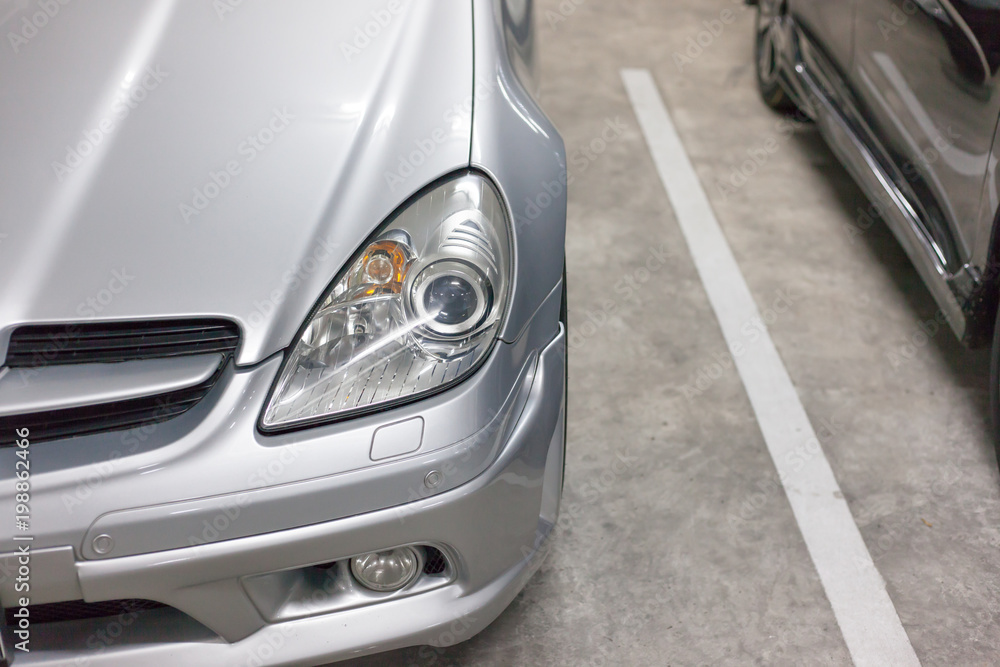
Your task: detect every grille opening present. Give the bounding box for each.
[4,599,166,626]
[5,599,220,653]
[0,362,228,446]
[5,319,241,368]
[242,546,454,623]
[423,547,448,575]
[0,319,240,446]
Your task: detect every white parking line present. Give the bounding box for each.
[620,68,920,667]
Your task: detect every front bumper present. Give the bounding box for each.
[1,315,565,666]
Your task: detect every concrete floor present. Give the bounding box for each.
[345,0,1000,664]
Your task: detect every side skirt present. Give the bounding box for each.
[777,20,970,339]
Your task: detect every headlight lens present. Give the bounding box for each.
[261,172,512,430]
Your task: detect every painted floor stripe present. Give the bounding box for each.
[620,68,920,667]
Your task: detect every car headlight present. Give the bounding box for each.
[260,172,512,430]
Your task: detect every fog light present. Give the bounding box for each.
[350,547,419,592]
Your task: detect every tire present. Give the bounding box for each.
[559,263,568,329]
[559,261,568,493]
[755,0,799,114]
[990,305,1000,473]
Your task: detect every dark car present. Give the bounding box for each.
[750,0,1000,463]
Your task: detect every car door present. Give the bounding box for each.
[852,0,1000,271]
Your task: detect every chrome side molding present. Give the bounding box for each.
[781,25,969,338]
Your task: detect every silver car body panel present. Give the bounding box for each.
[0,0,474,366]
[0,282,559,562]
[0,0,567,663]
[0,327,565,662]
[475,0,568,345]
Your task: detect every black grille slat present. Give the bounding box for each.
[5,319,240,368]
[13,334,238,353]
[8,321,237,338]
[1,319,240,445]
[4,599,167,626]
[8,324,236,342]
[10,400,195,436]
[8,341,239,366]
[12,331,240,348]
[0,365,225,446]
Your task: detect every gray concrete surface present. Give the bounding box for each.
[342,0,1000,664]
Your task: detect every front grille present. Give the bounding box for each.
[0,363,226,446]
[4,599,166,626]
[0,319,240,445]
[423,547,448,575]
[5,319,240,367]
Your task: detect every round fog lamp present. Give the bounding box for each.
[350,547,419,592]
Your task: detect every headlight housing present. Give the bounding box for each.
[261,172,512,431]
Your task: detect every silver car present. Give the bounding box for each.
[0,0,567,664]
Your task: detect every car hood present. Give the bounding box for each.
[0,0,473,365]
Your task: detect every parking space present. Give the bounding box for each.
[345,0,1000,665]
